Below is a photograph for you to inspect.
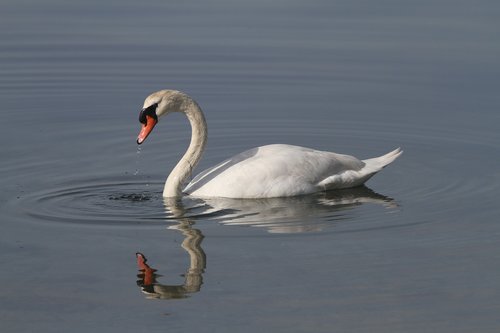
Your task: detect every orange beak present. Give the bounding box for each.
[137,115,158,144]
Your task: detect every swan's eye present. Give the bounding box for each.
[139,103,158,124]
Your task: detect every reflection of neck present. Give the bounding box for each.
[166,198,206,289]
[163,100,207,197]
[179,223,206,293]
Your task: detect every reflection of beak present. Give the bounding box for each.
[136,252,148,270]
[137,115,158,144]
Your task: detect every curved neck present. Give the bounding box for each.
[163,100,207,197]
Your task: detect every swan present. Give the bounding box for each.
[136,89,402,198]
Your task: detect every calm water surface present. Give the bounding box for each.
[1,0,499,332]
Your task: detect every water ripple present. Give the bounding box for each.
[17,178,168,227]
[12,174,403,233]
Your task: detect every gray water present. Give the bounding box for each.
[1,0,500,332]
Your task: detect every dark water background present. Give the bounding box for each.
[1,0,499,332]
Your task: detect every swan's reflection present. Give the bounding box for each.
[136,201,206,299]
[187,186,397,233]
[136,186,396,299]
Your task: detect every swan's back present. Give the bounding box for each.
[184,144,401,198]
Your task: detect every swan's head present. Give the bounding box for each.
[137,102,158,144]
[137,90,184,144]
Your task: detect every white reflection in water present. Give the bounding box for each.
[168,186,397,234]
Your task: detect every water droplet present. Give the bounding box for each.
[134,146,142,175]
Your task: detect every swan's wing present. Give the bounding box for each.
[184,147,260,193]
[184,144,366,198]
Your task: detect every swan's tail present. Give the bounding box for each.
[317,147,402,190]
[362,147,403,173]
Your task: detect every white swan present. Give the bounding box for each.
[137,90,402,198]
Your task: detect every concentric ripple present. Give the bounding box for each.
[16,177,174,227]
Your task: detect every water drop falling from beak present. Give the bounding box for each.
[134,146,142,176]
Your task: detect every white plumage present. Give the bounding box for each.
[136,90,402,198]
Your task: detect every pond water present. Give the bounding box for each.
[1,0,499,332]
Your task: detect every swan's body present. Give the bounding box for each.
[137,90,402,198]
[184,144,401,198]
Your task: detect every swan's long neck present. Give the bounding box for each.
[163,100,207,197]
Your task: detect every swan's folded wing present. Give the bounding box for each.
[185,144,367,198]
[184,147,260,194]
